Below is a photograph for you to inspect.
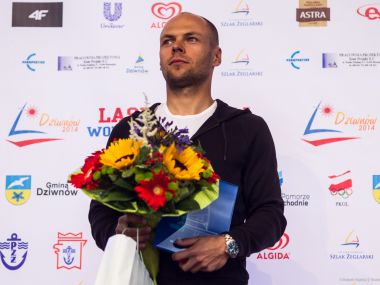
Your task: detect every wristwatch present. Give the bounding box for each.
[224,234,239,258]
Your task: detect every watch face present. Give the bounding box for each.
[227,240,238,257]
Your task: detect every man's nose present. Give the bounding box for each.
[172,41,184,53]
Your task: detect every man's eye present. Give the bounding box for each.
[187,37,198,42]
[162,39,173,45]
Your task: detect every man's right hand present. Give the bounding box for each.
[115,213,152,250]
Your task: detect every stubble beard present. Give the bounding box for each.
[162,52,214,90]
[163,68,209,90]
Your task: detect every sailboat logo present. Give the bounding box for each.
[232,0,250,16]
[341,230,359,248]
[232,50,250,65]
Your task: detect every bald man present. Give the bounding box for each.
[89,12,286,285]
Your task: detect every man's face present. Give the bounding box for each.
[159,13,221,89]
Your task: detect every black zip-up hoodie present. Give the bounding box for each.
[89,99,286,285]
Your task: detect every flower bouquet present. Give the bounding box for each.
[69,104,219,284]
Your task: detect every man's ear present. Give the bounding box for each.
[213,47,222,67]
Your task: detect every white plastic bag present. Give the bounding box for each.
[94,230,154,285]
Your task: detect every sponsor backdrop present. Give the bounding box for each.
[1,0,379,284]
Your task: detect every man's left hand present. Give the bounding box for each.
[172,235,228,273]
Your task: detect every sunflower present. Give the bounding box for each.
[163,143,204,180]
[100,138,142,169]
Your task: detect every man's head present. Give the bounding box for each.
[159,12,222,90]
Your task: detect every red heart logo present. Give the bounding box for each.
[151,2,182,20]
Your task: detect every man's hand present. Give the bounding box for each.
[115,213,151,250]
[172,235,228,273]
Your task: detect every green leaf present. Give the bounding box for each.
[108,173,118,182]
[202,169,212,178]
[121,167,134,178]
[106,167,114,175]
[165,191,173,201]
[113,178,135,190]
[136,145,150,164]
[82,187,135,203]
[92,171,101,181]
[101,166,108,175]
[174,182,219,216]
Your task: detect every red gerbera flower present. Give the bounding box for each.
[70,151,102,189]
[135,171,171,211]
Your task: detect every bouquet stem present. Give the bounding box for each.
[142,214,161,284]
[142,243,159,285]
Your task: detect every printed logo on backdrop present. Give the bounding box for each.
[302,102,377,146]
[87,106,144,138]
[329,230,374,260]
[101,2,125,28]
[5,175,32,205]
[286,51,310,69]
[221,49,263,77]
[37,181,78,197]
[6,103,80,147]
[53,233,87,270]
[339,277,380,284]
[328,170,353,207]
[58,55,120,71]
[322,53,338,68]
[22,53,45,72]
[322,52,380,68]
[256,233,290,260]
[126,54,149,74]
[373,175,380,204]
[12,2,63,27]
[357,4,380,20]
[151,2,182,29]
[279,170,310,207]
[0,233,28,270]
[220,0,263,28]
[296,0,330,27]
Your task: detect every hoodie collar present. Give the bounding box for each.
[191,99,251,139]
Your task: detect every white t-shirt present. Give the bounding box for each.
[155,100,217,138]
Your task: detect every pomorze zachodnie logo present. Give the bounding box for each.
[357,4,380,20]
[22,53,45,71]
[302,102,377,146]
[53,233,87,270]
[5,175,32,205]
[101,2,125,28]
[256,233,290,260]
[12,2,63,27]
[6,103,80,147]
[150,2,182,29]
[0,233,28,270]
[279,170,310,207]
